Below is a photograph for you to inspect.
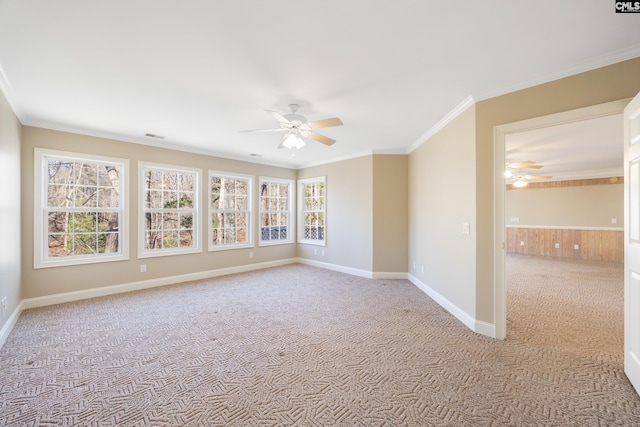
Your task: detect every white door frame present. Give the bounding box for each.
[493,98,630,339]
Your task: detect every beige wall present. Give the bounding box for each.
[21,127,297,299]
[7,56,640,338]
[372,155,408,273]
[297,156,374,272]
[506,184,623,228]
[475,57,640,323]
[408,104,477,317]
[0,89,21,333]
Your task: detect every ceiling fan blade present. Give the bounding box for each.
[524,174,552,180]
[308,117,343,129]
[265,109,290,124]
[507,161,543,169]
[239,128,286,133]
[307,132,336,146]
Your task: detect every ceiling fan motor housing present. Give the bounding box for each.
[284,113,307,125]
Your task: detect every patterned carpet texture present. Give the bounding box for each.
[1,257,639,426]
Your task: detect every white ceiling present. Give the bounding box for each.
[505,113,624,182]
[0,1,638,170]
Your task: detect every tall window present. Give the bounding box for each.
[259,177,294,246]
[34,148,129,268]
[298,176,326,246]
[139,162,201,257]
[209,171,253,250]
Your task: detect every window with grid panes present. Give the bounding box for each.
[139,163,201,257]
[209,172,253,250]
[298,176,326,246]
[34,148,129,268]
[259,177,294,245]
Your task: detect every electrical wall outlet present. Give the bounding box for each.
[1,297,6,313]
[574,244,580,250]
[140,264,146,273]
[554,243,560,249]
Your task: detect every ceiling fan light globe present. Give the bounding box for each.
[504,170,513,178]
[513,179,528,188]
[282,133,305,150]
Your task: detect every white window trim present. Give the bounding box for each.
[258,176,295,247]
[208,170,254,251]
[34,148,130,269]
[138,161,202,259]
[297,176,326,247]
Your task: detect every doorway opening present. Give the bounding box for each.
[493,98,630,339]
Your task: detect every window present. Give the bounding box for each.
[139,162,201,257]
[298,176,326,246]
[34,148,129,268]
[209,171,253,250]
[259,177,294,246]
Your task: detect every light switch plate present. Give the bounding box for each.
[462,222,470,234]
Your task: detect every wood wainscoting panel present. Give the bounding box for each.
[506,227,623,263]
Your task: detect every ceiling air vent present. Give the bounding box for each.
[145,133,165,139]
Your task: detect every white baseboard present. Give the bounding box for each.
[21,258,297,311]
[295,258,374,278]
[296,258,409,280]
[408,274,495,338]
[0,259,429,350]
[372,271,409,279]
[475,320,496,337]
[0,304,22,349]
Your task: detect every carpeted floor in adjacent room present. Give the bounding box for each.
[0,255,638,426]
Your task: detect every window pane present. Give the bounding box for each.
[180,229,193,247]
[237,228,247,243]
[224,213,236,228]
[48,234,70,257]
[164,191,178,208]
[224,194,236,209]
[180,213,193,230]
[163,213,179,230]
[48,211,68,233]
[179,192,193,209]
[47,184,70,207]
[73,212,97,233]
[179,174,194,192]
[98,187,119,208]
[162,230,179,248]
[97,232,117,253]
[98,164,119,187]
[74,234,97,255]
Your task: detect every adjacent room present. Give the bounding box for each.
[1,1,640,425]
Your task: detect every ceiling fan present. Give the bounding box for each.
[504,160,543,178]
[511,174,553,188]
[240,104,343,150]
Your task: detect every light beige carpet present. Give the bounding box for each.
[1,256,638,426]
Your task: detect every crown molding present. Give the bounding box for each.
[407,95,475,154]
[475,45,640,102]
[0,64,26,122]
